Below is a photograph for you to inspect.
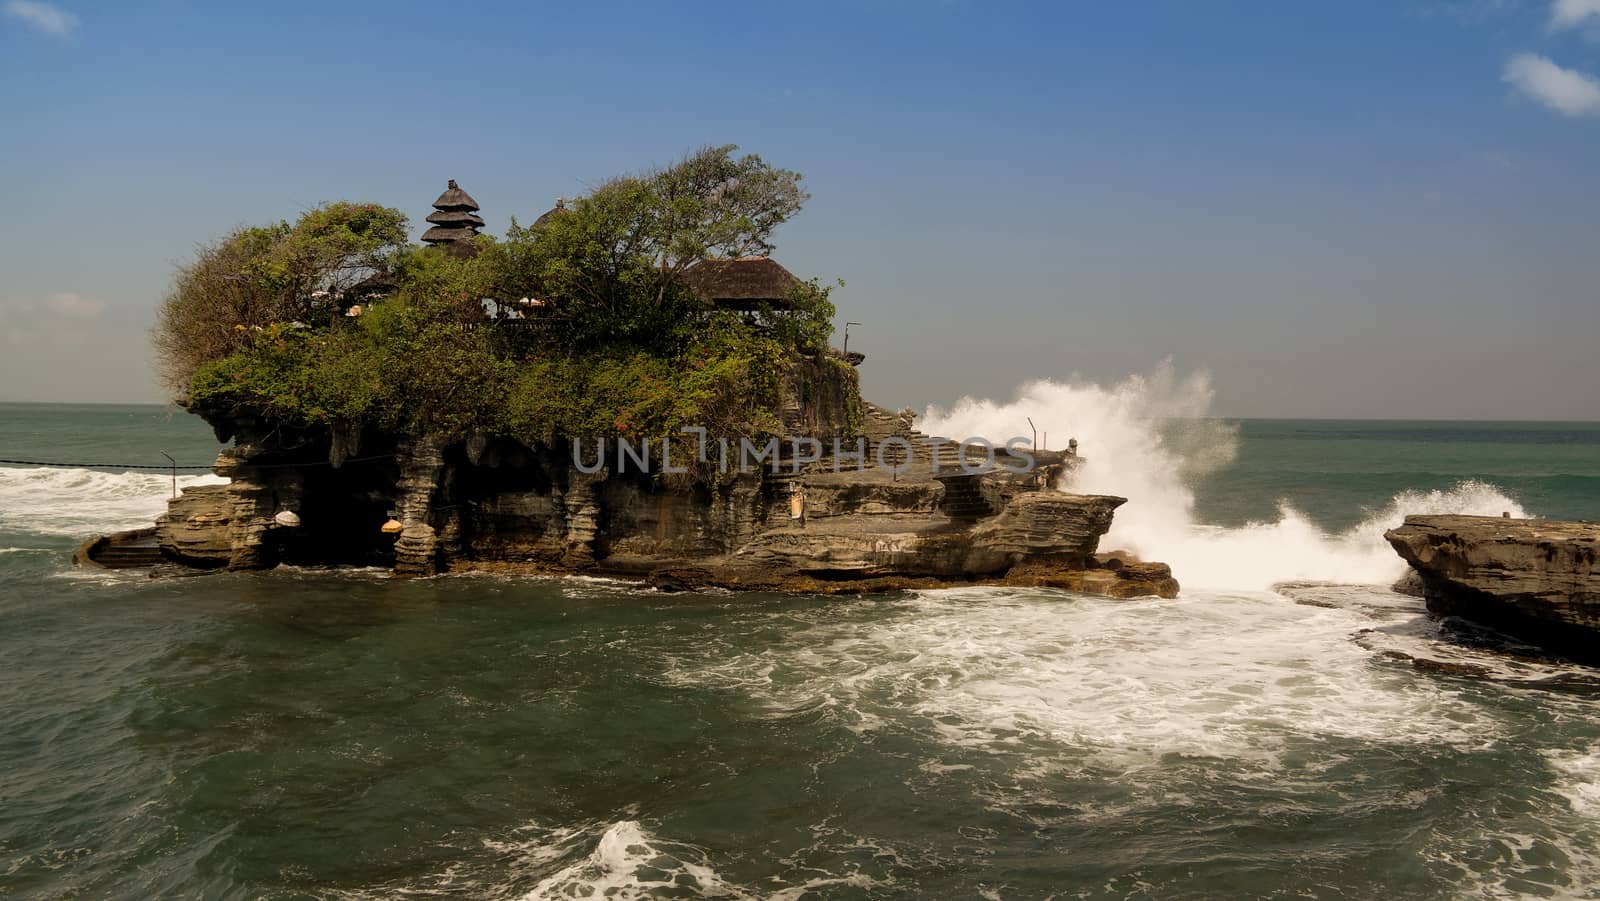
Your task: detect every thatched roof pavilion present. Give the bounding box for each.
[533,198,569,228]
[679,257,801,311]
[421,179,483,252]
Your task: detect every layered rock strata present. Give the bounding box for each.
[1386,515,1599,663]
[124,359,1179,599]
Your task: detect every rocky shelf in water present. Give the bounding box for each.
[79,397,1178,600]
[123,451,1176,599]
[1386,515,1599,665]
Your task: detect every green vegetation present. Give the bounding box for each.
[154,202,410,392]
[161,146,855,463]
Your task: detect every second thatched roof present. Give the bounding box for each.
[533,198,569,228]
[679,257,801,311]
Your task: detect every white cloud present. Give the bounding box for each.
[1551,0,1600,29]
[3,1,78,37]
[1504,52,1600,116]
[45,292,105,319]
[1474,148,1520,171]
[1419,0,1524,25]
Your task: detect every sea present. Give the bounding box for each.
[3,383,1600,899]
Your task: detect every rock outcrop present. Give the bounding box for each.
[141,435,1175,598]
[1385,515,1600,663]
[215,445,306,570]
[392,437,445,576]
[966,492,1122,562]
[1004,551,1180,600]
[155,484,233,568]
[115,357,1179,600]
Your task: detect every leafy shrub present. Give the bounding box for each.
[154,203,408,393]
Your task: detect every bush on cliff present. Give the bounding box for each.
[187,287,801,459]
[153,203,410,394]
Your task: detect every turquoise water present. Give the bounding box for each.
[1197,420,1600,531]
[3,405,1600,899]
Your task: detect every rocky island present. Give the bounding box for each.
[91,147,1177,599]
[1387,515,1599,663]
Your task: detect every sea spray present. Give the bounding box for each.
[1156,481,1528,590]
[921,361,1527,591]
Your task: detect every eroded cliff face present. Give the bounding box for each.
[1386,515,1600,663]
[148,358,1178,598]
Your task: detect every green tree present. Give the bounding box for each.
[481,145,812,348]
[154,202,408,394]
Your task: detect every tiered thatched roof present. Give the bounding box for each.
[679,257,801,311]
[425,208,485,229]
[421,179,483,249]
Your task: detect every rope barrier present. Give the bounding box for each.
[0,453,398,471]
[0,458,215,470]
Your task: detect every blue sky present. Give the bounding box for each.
[1,0,1596,418]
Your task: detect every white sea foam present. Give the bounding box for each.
[655,584,1600,895]
[522,820,744,899]
[335,816,886,900]
[1420,786,1600,900]
[1546,748,1600,817]
[0,465,227,538]
[517,820,884,901]
[663,588,1504,776]
[921,360,1527,591]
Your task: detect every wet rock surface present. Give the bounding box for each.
[1386,515,1600,665]
[154,484,233,568]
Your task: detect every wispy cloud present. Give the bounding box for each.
[3,1,78,38]
[1474,148,1520,171]
[1504,52,1600,115]
[1418,0,1524,25]
[0,291,104,349]
[1550,0,1600,30]
[46,292,105,320]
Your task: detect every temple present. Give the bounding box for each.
[420,179,484,254]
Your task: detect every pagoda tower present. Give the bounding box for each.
[421,179,484,254]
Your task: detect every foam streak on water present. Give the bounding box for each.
[921,360,1527,591]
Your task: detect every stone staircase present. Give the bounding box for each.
[759,402,1059,527]
[859,401,1008,472]
[76,528,165,569]
[936,473,997,520]
[93,542,164,568]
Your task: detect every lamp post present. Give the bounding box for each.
[843,321,862,356]
[160,452,176,499]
